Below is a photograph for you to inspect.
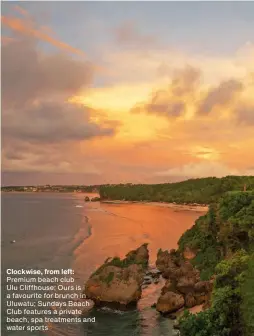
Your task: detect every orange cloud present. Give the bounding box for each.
[12,5,30,18]
[2,10,254,183]
[1,15,85,56]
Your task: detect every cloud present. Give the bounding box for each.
[131,65,201,117]
[1,14,85,56]
[1,24,118,177]
[1,5,254,184]
[234,104,254,125]
[2,101,115,144]
[12,4,30,18]
[171,66,201,95]
[197,79,244,115]
[154,161,254,178]
[2,36,93,109]
[114,21,157,49]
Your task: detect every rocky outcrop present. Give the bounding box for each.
[84,244,149,308]
[156,248,213,314]
[156,291,185,314]
[142,267,161,289]
[156,249,200,279]
[161,279,176,295]
[126,243,149,267]
[91,197,101,202]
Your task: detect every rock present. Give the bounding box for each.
[155,248,214,314]
[84,196,90,202]
[84,244,149,307]
[194,281,213,293]
[156,292,185,314]
[147,268,161,275]
[184,293,197,308]
[161,279,177,295]
[156,249,171,273]
[168,313,177,320]
[172,330,181,336]
[176,276,196,295]
[156,249,198,281]
[126,243,149,267]
[91,197,101,202]
[143,279,152,285]
[146,268,161,279]
[194,293,209,306]
[193,280,213,306]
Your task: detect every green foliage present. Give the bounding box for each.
[178,192,254,280]
[179,308,231,336]
[99,176,254,204]
[241,252,254,336]
[107,256,147,269]
[219,192,253,221]
[218,192,254,253]
[179,251,250,336]
[193,245,221,280]
[91,250,147,278]
[104,272,114,285]
[179,193,254,336]
[178,206,222,279]
[98,271,115,286]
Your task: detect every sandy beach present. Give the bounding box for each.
[101,200,209,212]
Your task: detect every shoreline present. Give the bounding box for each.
[2,191,208,212]
[101,200,209,212]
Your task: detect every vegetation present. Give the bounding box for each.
[178,191,254,336]
[105,256,146,269]
[91,244,148,278]
[1,184,100,193]
[241,252,254,336]
[3,176,254,206]
[99,176,254,204]
[99,271,115,286]
[179,250,250,336]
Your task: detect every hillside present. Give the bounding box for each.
[178,191,254,336]
[99,176,254,204]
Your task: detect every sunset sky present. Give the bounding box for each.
[2,1,254,185]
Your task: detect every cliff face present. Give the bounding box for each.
[155,249,213,315]
[177,191,254,336]
[178,191,254,279]
[84,244,149,307]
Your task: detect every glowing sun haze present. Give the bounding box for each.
[1,2,254,185]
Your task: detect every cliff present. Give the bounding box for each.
[177,191,254,336]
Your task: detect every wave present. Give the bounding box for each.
[70,216,92,255]
[98,306,125,315]
[42,215,93,268]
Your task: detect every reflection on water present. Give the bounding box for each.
[1,193,203,336]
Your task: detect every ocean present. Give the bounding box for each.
[1,193,203,336]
